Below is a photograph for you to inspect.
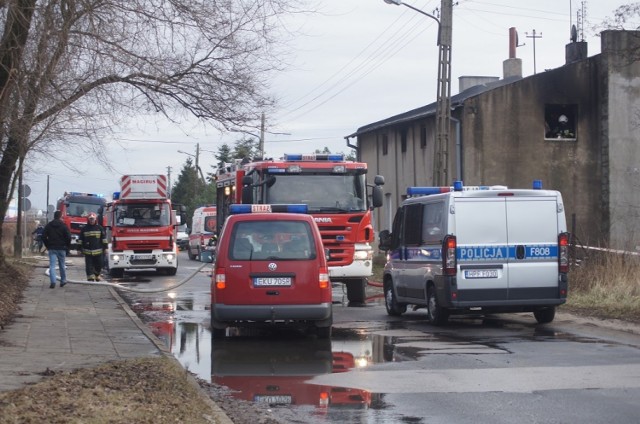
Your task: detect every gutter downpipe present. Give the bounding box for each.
[450,115,462,181]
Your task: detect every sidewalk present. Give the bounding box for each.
[0,256,165,391]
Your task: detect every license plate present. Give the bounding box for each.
[253,277,292,287]
[464,269,499,279]
[254,395,292,404]
[132,254,153,261]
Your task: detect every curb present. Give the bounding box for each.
[108,286,235,424]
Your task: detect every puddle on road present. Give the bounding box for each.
[123,289,607,421]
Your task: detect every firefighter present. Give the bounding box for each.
[79,212,108,281]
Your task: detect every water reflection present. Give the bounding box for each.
[211,337,373,412]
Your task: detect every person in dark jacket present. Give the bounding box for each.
[79,212,108,281]
[42,210,72,289]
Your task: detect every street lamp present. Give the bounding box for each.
[178,144,206,183]
[383,0,441,45]
[383,0,453,186]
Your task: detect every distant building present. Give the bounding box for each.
[347,30,640,251]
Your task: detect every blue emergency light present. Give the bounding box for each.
[113,192,120,200]
[229,204,308,214]
[408,181,505,197]
[283,153,345,162]
[533,180,543,189]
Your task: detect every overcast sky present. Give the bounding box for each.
[24,0,635,212]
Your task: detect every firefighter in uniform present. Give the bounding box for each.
[79,212,108,281]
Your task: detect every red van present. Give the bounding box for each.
[211,204,332,338]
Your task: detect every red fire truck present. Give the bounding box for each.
[56,192,107,253]
[104,174,186,278]
[215,153,384,303]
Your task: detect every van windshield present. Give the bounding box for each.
[230,220,316,261]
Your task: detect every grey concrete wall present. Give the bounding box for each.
[601,31,640,250]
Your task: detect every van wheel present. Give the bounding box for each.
[211,318,226,339]
[187,247,196,260]
[384,282,406,316]
[316,326,332,339]
[534,307,556,324]
[165,267,177,276]
[346,279,366,304]
[427,285,449,325]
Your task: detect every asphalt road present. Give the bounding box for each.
[118,250,640,424]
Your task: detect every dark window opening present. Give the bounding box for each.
[545,104,577,139]
[420,126,427,148]
[382,134,388,156]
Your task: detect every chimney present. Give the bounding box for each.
[503,27,523,79]
[566,25,588,64]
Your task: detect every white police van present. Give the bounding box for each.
[378,181,570,325]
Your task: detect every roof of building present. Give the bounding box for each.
[345,74,522,139]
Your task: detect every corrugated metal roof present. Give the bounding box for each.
[345,75,522,139]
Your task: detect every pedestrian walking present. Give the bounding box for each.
[79,212,108,281]
[42,210,71,289]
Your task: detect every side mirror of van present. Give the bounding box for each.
[324,248,331,261]
[378,230,391,251]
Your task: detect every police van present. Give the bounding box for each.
[211,204,332,338]
[378,181,570,325]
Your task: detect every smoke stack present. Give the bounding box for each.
[504,27,522,79]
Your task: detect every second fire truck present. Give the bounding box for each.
[215,153,384,304]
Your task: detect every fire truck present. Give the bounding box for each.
[215,153,384,303]
[56,192,107,252]
[104,174,186,278]
[187,205,217,260]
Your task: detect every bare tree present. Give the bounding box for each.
[0,0,308,263]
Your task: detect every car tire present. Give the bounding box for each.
[346,278,367,304]
[427,285,449,325]
[211,318,226,339]
[110,268,124,278]
[534,306,556,324]
[384,281,406,316]
[187,246,196,260]
[165,267,177,276]
[316,325,332,339]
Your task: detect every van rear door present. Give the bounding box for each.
[454,197,510,301]
[505,195,560,300]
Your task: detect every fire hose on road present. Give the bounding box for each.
[44,260,212,293]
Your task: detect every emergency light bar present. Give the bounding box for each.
[68,192,104,198]
[283,153,345,162]
[229,204,309,214]
[113,192,120,200]
[408,180,542,197]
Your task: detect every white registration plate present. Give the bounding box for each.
[132,254,153,261]
[254,395,292,404]
[253,277,292,287]
[464,269,499,279]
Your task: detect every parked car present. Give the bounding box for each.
[211,204,332,338]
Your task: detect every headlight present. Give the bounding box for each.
[353,250,373,261]
[111,254,121,261]
[166,253,175,261]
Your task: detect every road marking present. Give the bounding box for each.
[307,364,640,393]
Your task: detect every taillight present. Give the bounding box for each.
[214,268,226,289]
[442,235,457,276]
[558,232,570,273]
[319,267,329,289]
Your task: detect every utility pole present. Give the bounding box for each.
[166,166,172,198]
[259,113,265,159]
[525,29,542,74]
[433,0,453,186]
